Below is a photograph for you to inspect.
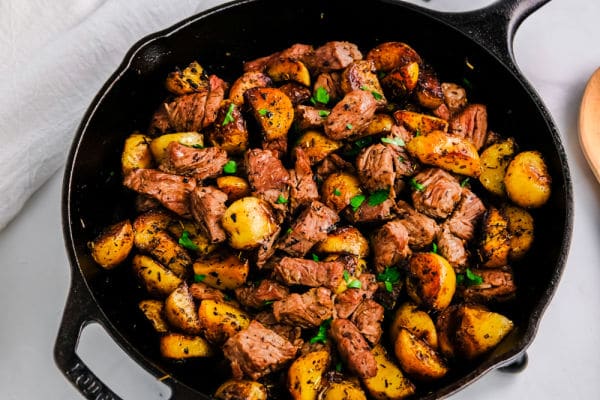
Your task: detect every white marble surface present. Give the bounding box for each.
[1,0,600,399]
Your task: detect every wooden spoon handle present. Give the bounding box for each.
[579,67,600,182]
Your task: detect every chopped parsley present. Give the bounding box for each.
[354,136,372,148]
[377,266,401,293]
[223,160,237,174]
[462,77,473,90]
[399,156,405,163]
[263,300,274,306]
[309,318,332,344]
[457,268,483,286]
[276,194,288,204]
[311,87,330,105]
[367,189,389,206]
[335,362,343,372]
[286,227,293,235]
[414,129,422,137]
[350,194,366,212]
[432,242,438,254]
[222,103,235,126]
[333,188,341,196]
[346,123,353,130]
[178,230,199,251]
[343,270,362,289]
[460,177,470,187]
[191,143,204,149]
[410,177,425,191]
[312,253,320,262]
[381,137,405,146]
[194,274,206,282]
[359,85,383,100]
[258,108,272,117]
[318,110,330,118]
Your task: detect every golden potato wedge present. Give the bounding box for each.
[133,210,172,244]
[198,299,251,344]
[315,226,369,258]
[221,196,278,250]
[215,379,268,400]
[192,251,249,290]
[389,301,438,349]
[295,130,342,165]
[454,304,514,359]
[166,220,217,256]
[479,138,516,196]
[229,71,272,106]
[406,252,456,311]
[363,114,394,136]
[320,172,363,213]
[210,100,249,154]
[245,87,294,142]
[406,130,481,177]
[365,42,422,72]
[394,110,448,135]
[160,333,214,359]
[478,206,510,268]
[266,58,311,87]
[288,350,330,400]
[150,132,205,163]
[381,61,419,99]
[121,133,153,174]
[136,229,191,278]
[216,176,251,201]
[394,328,448,380]
[362,344,415,400]
[504,150,552,208]
[89,220,134,269]
[138,300,169,333]
[319,380,367,400]
[340,60,386,106]
[132,254,182,297]
[414,65,444,109]
[503,204,535,260]
[165,61,208,95]
[164,283,201,335]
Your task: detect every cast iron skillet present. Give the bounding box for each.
[55,0,573,398]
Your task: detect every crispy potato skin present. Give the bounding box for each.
[479,138,516,196]
[132,254,182,297]
[198,299,251,344]
[245,87,294,142]
[504,150,551,208]
[164,283,202,335]
[193,251,249,290]
[160,333,214,359]
[320,172,362,213]
[222,196,278,250]
[363,114,394,136]
[318,380,367,400]
[503,204,534,260]
[381,62,419,99]
[365,42,422,72]
[138,300,169,333]
[288,350,330,400]
[406,252,456,311]
[394,110,448,135]
[215,379,268,400]
[394,328,448,380]
[478,207,510,268]
[89,220,134,269]
[229,71,272,106]
[166,220,217,256]
[211,100,249,155]
[315,226,369,258]
[454,304,514,359]
[165,61,208,95]
[389,301,438,349]
[150,132,205,163]
[362,344,415,400]
[122,133,153,174]
[217,176,251,201]
[266,58,311,87]
[295,130,342,165]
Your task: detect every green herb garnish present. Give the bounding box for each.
[191,143,204,149]
[286,228,293,235]
[312,253,320,262]
[333,188,341,196]
[276,194,288,204]
[462,77,472,89]
[311,87,330,105]
[460,177,470,187]
[381,137,405,146]
[222,103,235,126]
[194,274,206,282]
[371,91,383,100]
[309,318,332,344]
[223,160,237,174]
[263,300,274,306]
[377,266,401,293]
[258,108,271,117]
[335,362,343,372]
[350,194,366,212]
[346,123,353,130]
[410,177,425,191]
[414,129,421,137]
[399,156,405,163]
[179,230,199,251]
[318,110,330,118]
[466,268,483,285]
[432,242,438,254]
[368,189,389,206]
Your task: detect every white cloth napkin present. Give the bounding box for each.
[0,0,227,230]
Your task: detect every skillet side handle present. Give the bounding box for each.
[54,275,124,400]
[429,0,551,70]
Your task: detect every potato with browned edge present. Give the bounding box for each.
[295,130,342,165]
[318,380,367,400]
[315,226,370,258]
[245,87,294,142]
[132,255,182,297]
[479,138,516,196]
[160,333,214,359]
[406,252,456,311]
[198,299,251,344]
[193,251,249,290]
[138,300,169,333]
[89,220,134,269]
[221,196,278,250]
[288,350,330,400]
[164,283,202,335]
[121,133,153,174]
[394,110,448,135]
[362,344,415,400]
[394,328,448,380]
[216,176,251,201]
[454,304,514,359]
[215,379,268,400]
[503,204,535,260]
[165,61,208,95]
[389,301,438,349]
[266,58,311,87]
[320,172,363,213]
[478,207,510,268]
[504,150,551,208]
[150,132,204,163]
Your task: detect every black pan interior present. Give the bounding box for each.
[64,0,570,398]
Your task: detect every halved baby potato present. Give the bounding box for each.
[228,71,272,106]
[406,252,456,311]
[479,138,516,196]
[138,300,169,333]
[362,344,415,400]
[503,204,534,260]
[222,196,278,250]
[504,150,552,208]
[164,283,202,335]
[381,61,420,99]
[165,61,208,95]
[389,301,438,349]
[121,133,153,174]
[198,299,251,344]
[365,41,422,72]
[215,379,268,400]
[192,251,249,290]
[478,206,510,268]
[320,172,363,213]
[295,130,342,165]
[216,176,251,201]
[319,380,367,400]
[245,87,294,142]
[89,220,134,269]
[160,333,214,359]
[394,110,448,135]
[266,58,311,87]
[287,350,330,400]
[315,226,370,258]
[132,254,183,297]
[454,304,514,359]
[394,328,448,380]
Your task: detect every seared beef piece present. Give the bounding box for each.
[330,319,377,379]
[256,227,282,269]
[164,91,208,132]
[243,54,273,73]
[344,198,396,224]
[223,320,298,380]
[352,299,385,345]
[459,267,516,303]
[445,188,486,241]
[395,200,439,249]
[289,148,320,213]
[315,154,354,181]
[134,194,161,213]
[411,168,462,219]
[313,41,363,72]
[123,169,195,217]
[389,123,414,148]
[245,148,290,213]
[356,144,396,195]
[243,43,315,72]
[374,279,404,310]
[385,125,417,178]
[441,83,467,114]
[295,105,326,131]
[299,341,332,357]
[277,201,339,257]
[436,224,468,269]
[324,90,377,140]
[262,137,288,160]
[335,273,378,319]
[340,60,387,107]
[432,103,451,120]
[204,75,229,127]
[235,279,289,309]
[159,142,228,180]
[279,82,311,105]
[314,72,343,103]
[148,105,171,136]
[371,220,411,273]
[450,104,488,150]
[254,311,304,348]
[189,282,231,303]
[190,186,228,243]
[272,287,333,328]
[210,100,248,154]
[273,257,345,291]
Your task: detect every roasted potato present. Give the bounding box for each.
[266,58,311,87]
[215,379,268,400]
[393,110,448,135]
[229,71,272,106]
[288,350,330,400]
[160,333,214,359]
[216,176,251,201]
[362,344,415,400]
[478,207,510,268]
[296,130,343,165]
[365,41,422,72]
[150,132,205,163]
[503,204,534,260]
[340,60,386,106]
[221,196,278,250]
[406,130,481,177]
[406,252,456,311]
[245,87,294,142]
[320,172,362,213]
[394,328,448,380]
[135,229,191,278]
[121,133,153,174]
[89,220,134,269]
[363,113,394,136]
[414,65,444,109]
[454,304,514,359]
[435,305,460,359]
[381,61,419,99]
[192,251,249,290]
[479,138,516,196]
[138,300,169,333]
[164,283,202,335]
[132,254,183,297]
[315,226,369,258]
[165,61,208,95]
[210,100,249,154]
[198,299,251,344]
[318,380,366,400]
[504,150,552,208]
[389,301,438,349]
[166,220,217,256]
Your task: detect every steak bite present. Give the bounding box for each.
[223,320,298,380]
[371,220,411,273]
[313,72,343,103]
[159,142,228,180]
[351,299,385,345]
[344,198,396,224]
[294,105,326,131]
[123,168,196,217]
[289,147,319,213]
[235,279,289,309]
[245,148,290,214]
[445,188,486,241]
[450,104,488,150]
[164,91,208,133]
[273,257,345,291]
[313,41,363,72]
[340,59,387,107]
[459,267,517,303]
[279,82,311,106]
[334,273,379,319]
[272,287,334,328]
[395,200,439,250]
[436,224,468,269]
[190,186,228,243]
[411,168,462,219]
[356,143,396,195]
[324,90,378,140]
[330,318,377,378]
[203,75,229,128]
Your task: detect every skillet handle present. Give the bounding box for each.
[426,0,551,69]
[54,275,124,400]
